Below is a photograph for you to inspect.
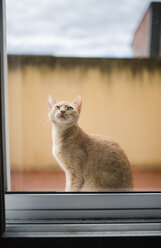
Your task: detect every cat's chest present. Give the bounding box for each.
[52,139,75,168]
[51,127,86,170]
[52,139,63,159]
[52,142,67,171]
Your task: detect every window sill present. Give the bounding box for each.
[4,222,161,238]
[4,192,161,238]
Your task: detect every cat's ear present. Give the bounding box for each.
[73,95,82,113]
[48,94,56,110]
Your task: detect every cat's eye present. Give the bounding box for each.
[67,106,73,111]
[55,105,60,110]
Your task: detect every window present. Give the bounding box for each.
[5,0,161,193]
[1,0,161,241]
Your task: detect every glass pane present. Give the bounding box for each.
[6,0,161,192]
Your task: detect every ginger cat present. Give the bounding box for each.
[48,95,133,191]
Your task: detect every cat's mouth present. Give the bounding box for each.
[58,113,66,120]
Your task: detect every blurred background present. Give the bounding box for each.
[6,0,161,191]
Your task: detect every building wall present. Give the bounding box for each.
[132,5,151,57]
[150,3,161,57]
[8,56,161,170]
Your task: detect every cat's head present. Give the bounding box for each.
[48,95,82,127]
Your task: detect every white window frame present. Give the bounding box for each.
[4,193,161,237]
[1,0,161,238]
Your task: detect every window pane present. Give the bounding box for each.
[6,0,161,192]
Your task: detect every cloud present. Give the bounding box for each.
[6,0,161,57]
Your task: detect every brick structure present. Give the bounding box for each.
[132,2,161,57]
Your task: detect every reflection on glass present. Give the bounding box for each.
[6,0,161,191]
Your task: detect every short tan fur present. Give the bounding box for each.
[48,95,133,191]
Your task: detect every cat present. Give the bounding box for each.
[48,95,133,191]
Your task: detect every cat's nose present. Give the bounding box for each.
[60,110,66,114]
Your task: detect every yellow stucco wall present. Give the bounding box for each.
[8,56,161,170]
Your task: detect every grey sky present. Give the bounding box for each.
[6,0,161,57]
